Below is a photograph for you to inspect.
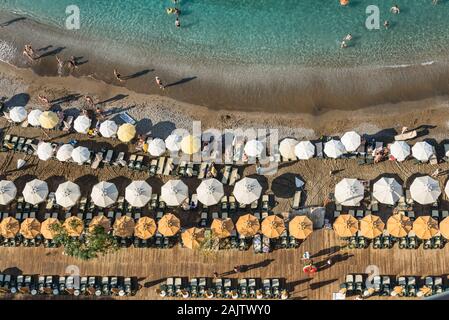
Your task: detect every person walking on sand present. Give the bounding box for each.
[175,17,181,28]
[114,69,124,82]
[155,76,165,89]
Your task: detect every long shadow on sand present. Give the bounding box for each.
[165,76,197,88]
[0,17,26,27]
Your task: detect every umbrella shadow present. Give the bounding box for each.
[74,175,100,195]
[45,175,67,191]
[272,173,304,199]
[5,93,30,108]
[13,174,37,192]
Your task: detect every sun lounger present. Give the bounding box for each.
[407,277,417,297]
[199,211,208,227]
[395,130,417,141]
[103,150,114,165]
[434,277,443,294]
[163,158,174,176]
[198,278,206,297]
[62,116,73,132]
[16,137,25,152]
[156,157,166,175]
[229,196,236,212]
[292,191,302,210]
[128,154,137,170]
[114,152,126,167]
[148,159,158,176]
[197,162,209,179]
[135,155,144,171]
[229,167,239,186]
[119,112,136,125]
[315,142,323,158]
[221,165,232,185]
[189,278,198,298]
[239,279,248,298]
[186,162,194,177]
[224,278,232,298]
[91,152,103,169]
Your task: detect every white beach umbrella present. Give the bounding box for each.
[197,178,224,206]
[244,140,264,157]
[279,138,298,159]
[99,120,118,138]
[74,115,91,134]
[71,146,91,164]
[295,141,315,160]
[341,131,361,152]
[165,134,182,152]
[390,141,410,162]
[37,142,54,161]
[324,140,346,159]
[161,180,188,207]
[27,109,43,127]
[233,177,262,205]
[373,177,403,205]
[56,144,74,162]
[91,181,119,208]
[335,178,364,206]
[411,141,434,162]
[55,181,81,208]
[125,180,152,208]
[9,106,27,123]
[148,138,166,157]
[410,176,441,205]
[22,179,49,205]
[0,180,17,205]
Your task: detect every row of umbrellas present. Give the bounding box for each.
[0,177,263,208]
[0,214,314,245]
[335,176,443,206]
[10,108,437,161]
[333,213,449,240]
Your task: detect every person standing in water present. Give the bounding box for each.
[155,76,165,90]
[114,69,124,82]
[175,17,181,28]
[390,5,400,14]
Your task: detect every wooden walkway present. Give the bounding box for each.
[2,229,449,300]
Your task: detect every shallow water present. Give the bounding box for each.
[2,0,449,67]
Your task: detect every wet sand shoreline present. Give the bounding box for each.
[1,11,449,116]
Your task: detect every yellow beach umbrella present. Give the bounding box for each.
[88,215,111,233]
[289,215,313,240]
[134,217,157,240]
[113,216,136,238]
[413,216,438,240]
[261,215,285,239]
[40,218,61,240]
[63,216,84,237]
[181,227,205,249]
[20,218,41,239]
[359,214,385,239]
[236,214,260,237]
[333,214,358,238]
[158,213,181,237]
[211,218,234,239]
[117,123,136,142]
[439,217,449,240]
[39,111,59,129]
[0,217,20,239]
[181,135,201,155]
[386,214,412,238]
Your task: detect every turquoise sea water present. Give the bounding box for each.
[2,0,449,67]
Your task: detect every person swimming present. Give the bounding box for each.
[343,34,353,41]
[340,41,348,49]
[384,20,390,29]
[390,5,400,14]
